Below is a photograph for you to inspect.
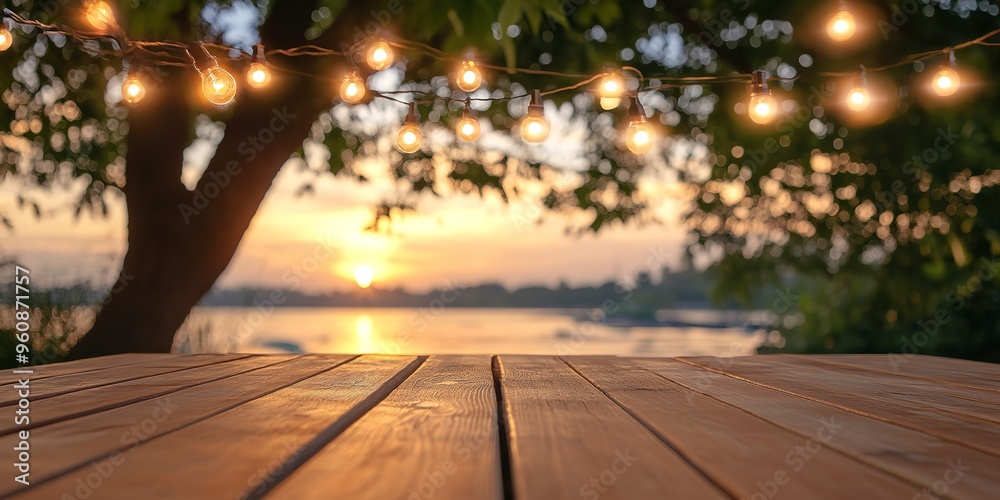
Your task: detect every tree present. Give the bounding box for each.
[3,1,998,362]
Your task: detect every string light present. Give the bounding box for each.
[2,7,998,142]
[201,67,238,105]
[121,70,146,104]
[85,0,116,32]
[365,39,394,71]
[846,68,871,112]
[339,71,367,104]
[456,60,483,93]
[246,44,271,89]
[597,72,625,110]
[931,51,960,97]
[826,2,856,42]
[0,17,12,52]
[520,90,550,143]
[397,103,422,153]
[456,98,482,142]
[625,97,656,155]
[747,70,777,125]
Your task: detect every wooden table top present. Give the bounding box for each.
[4,353,999,499]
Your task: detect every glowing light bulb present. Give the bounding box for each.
[520,116,550,143]
[748,95,777,124]
[365,40,394,71]
[931,66,960,97]
[201,66,238,106]
[339,72,366,104]
[397,123,422,153]
[456,116,481,142]
[521,90,549,142]
[456,61,483,92]
[246,62,271,89]
[0,27,12,52]
[625,119,656,155]
[599,97,621,111]
[827,10,856,42]
[598,73,625,98]
[86,1,116,31]
[846,86,871,112]
[747,70,777,125]
[121,75,146,104]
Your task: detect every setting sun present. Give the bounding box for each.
[354,265,374,288]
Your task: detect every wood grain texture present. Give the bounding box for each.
[15,355,421,499]
[497,355,727,500]
[737,356,1000,421]
[0,354,249,406]
[0,355,295,436]
[683,356,1000,456]
[636,357,1000,499]
[1,355,352,498]
[268,355,503,500]
[800,354,1000,393]
[0,353,176,385]
[569,357,921,499]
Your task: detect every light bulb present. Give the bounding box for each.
[599,97,621,110]
[86,1,116,31]
[246,62,271,89]
[520,116,550,143]
[456,61,483,92]
[598,73,625,99]
[0,27,12,52]
[625,119,656,155]
[748,94,777,124]
[846,86,870,112]
[521,90,549,142]
[456,116,481,142]
[339,72,366,104]
[931,66,960,97]
[121,75,146,104]
[365,40,394,71]
[827,10,856,42]
[397,123,422,153]
[201,66,238,106]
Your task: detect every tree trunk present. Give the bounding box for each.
[67,1,355,358]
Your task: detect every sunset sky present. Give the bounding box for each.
[1,162,689,293]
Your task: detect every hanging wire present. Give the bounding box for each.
[3,7,1000,106]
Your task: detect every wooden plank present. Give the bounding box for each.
[0,355,353,498]
[0,353,177,385]
[637,357,1000,499]
[683,356,1000,456]
[801,354,1000,393]
[268,355,503,499]
[497,355,727,500]
[14,355,422,499]
[0,354,250,406]
[697,356,1000,423]
[568,357,921,499]
[0,355,298,436]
